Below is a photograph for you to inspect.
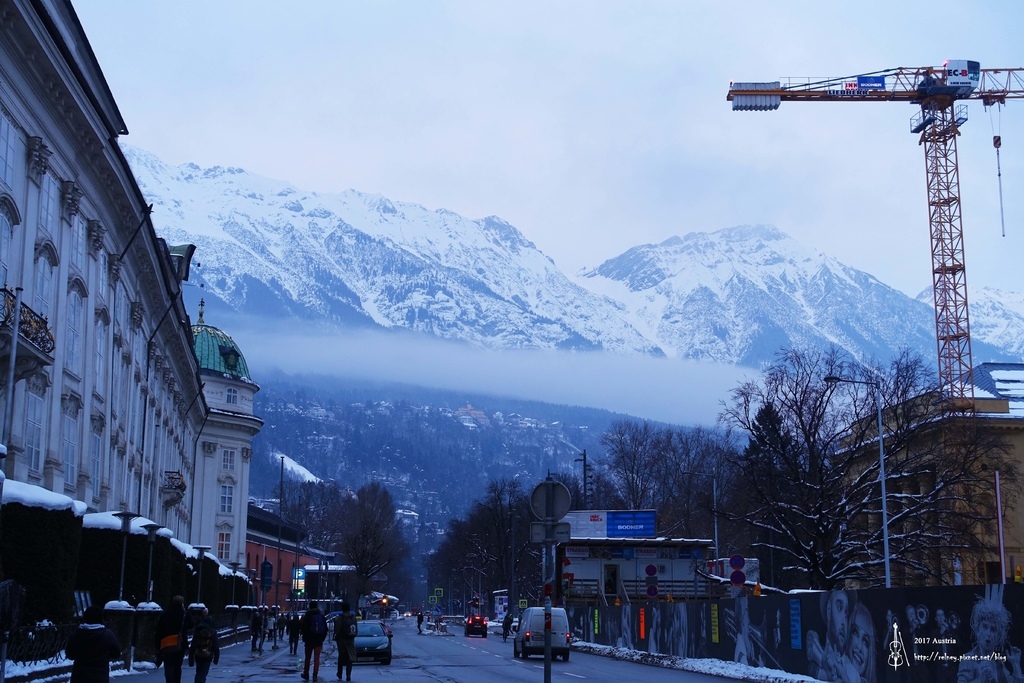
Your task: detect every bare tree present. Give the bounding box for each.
[720,346,1017,590]
[600,420,661,509]
[337,482,409,600]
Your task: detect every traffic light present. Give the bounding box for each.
[471,597,480,608]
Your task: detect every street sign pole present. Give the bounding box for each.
[544,478,553,683]
[530,475,570,683]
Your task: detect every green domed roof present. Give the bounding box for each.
[192,300,253,382]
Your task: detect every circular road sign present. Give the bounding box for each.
[645,564,658,577]
[729,554,745,570]
[530,479,572,521]
[730,570,746,587]
[646,585,659,598]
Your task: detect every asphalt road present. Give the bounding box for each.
[122,618,746,683]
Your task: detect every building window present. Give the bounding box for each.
[94,321,107,394]
[217,532,231,561]
[65,289,83,374]
[220,485,234,514]
[62,411,79,483]
[0,208,11,286]
[26,389,44,471]
[91,430,102,484]
[226,387,238,405]
[0,110,15,189]
[70,215,85,271]
[34,251,55,319]
[38,173,59,234]
[97,250,108,298]
[222,449,236,471]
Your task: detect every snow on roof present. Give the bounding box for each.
[2,479,88,516]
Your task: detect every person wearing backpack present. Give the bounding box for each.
[187,608,220,683]
[300,601,329,681]
[334,602,359,682]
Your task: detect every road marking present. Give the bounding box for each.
[564,674,586,679]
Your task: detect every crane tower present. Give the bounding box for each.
[727,64,1024,409]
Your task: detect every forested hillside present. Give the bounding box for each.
[248,371,642,526]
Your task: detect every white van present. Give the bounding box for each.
[512,607,571,661]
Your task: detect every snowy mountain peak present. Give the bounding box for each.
[124,145,1022,368]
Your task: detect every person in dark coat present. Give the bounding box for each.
[250,609,263,652]
[300,601,329,681]
[154,595,190,683]
[288,614,302,654]
[187,608,220,683]
[64,605,122,683]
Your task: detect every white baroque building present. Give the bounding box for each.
[0,0,259,564]
[190,300,262,564]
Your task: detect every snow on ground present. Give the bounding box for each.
[572,641,818,682]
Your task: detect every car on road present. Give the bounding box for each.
[512,607,570,661]
[464,614,488,637]
[354,620,393,665]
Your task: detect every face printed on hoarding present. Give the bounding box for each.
[847,604,875,679]
[827,591,850,649]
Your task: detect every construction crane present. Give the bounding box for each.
[727,63,1024,410]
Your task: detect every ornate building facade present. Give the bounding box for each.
[0,0,259,558]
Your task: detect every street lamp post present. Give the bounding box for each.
[825,374,891,588]
[574,449,589,508]
[113,511,140,603]
[981,464,1007,584]
[229,561,242,606]
[194,545,212,605]
[142,523,163,603]
[680,471,718,560]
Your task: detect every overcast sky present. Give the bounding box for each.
[74,0,1022,298]
[69,1,1023,425]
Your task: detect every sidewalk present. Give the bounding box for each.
[125,638,345,683]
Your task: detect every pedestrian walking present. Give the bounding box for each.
[300,600,329,681]
[187,607,220,683]
[250,608,263,652]
[155,595,190,683]
[334,602,359,682]
[64,605,122,683]
[288,613,302,655]
[417,612,424,634]
[266,611,278,650]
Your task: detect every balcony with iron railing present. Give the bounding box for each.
[160,470,187,508]
[0,286,56,382]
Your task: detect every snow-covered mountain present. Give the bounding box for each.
[126,146,659,355]
[577,226,1015,366]
[125,146,1023,368]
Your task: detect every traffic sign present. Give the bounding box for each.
[518,599,528,609]
[646,585,659,597]
[729,554,745,570]
[434,587,444,597]
[530,478,571,521]
[730,570,746,587]
[530,521,570,543]
[644,564,658,577]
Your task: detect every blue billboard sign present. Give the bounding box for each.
[606,510,657,538]
[857,75,886,90]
